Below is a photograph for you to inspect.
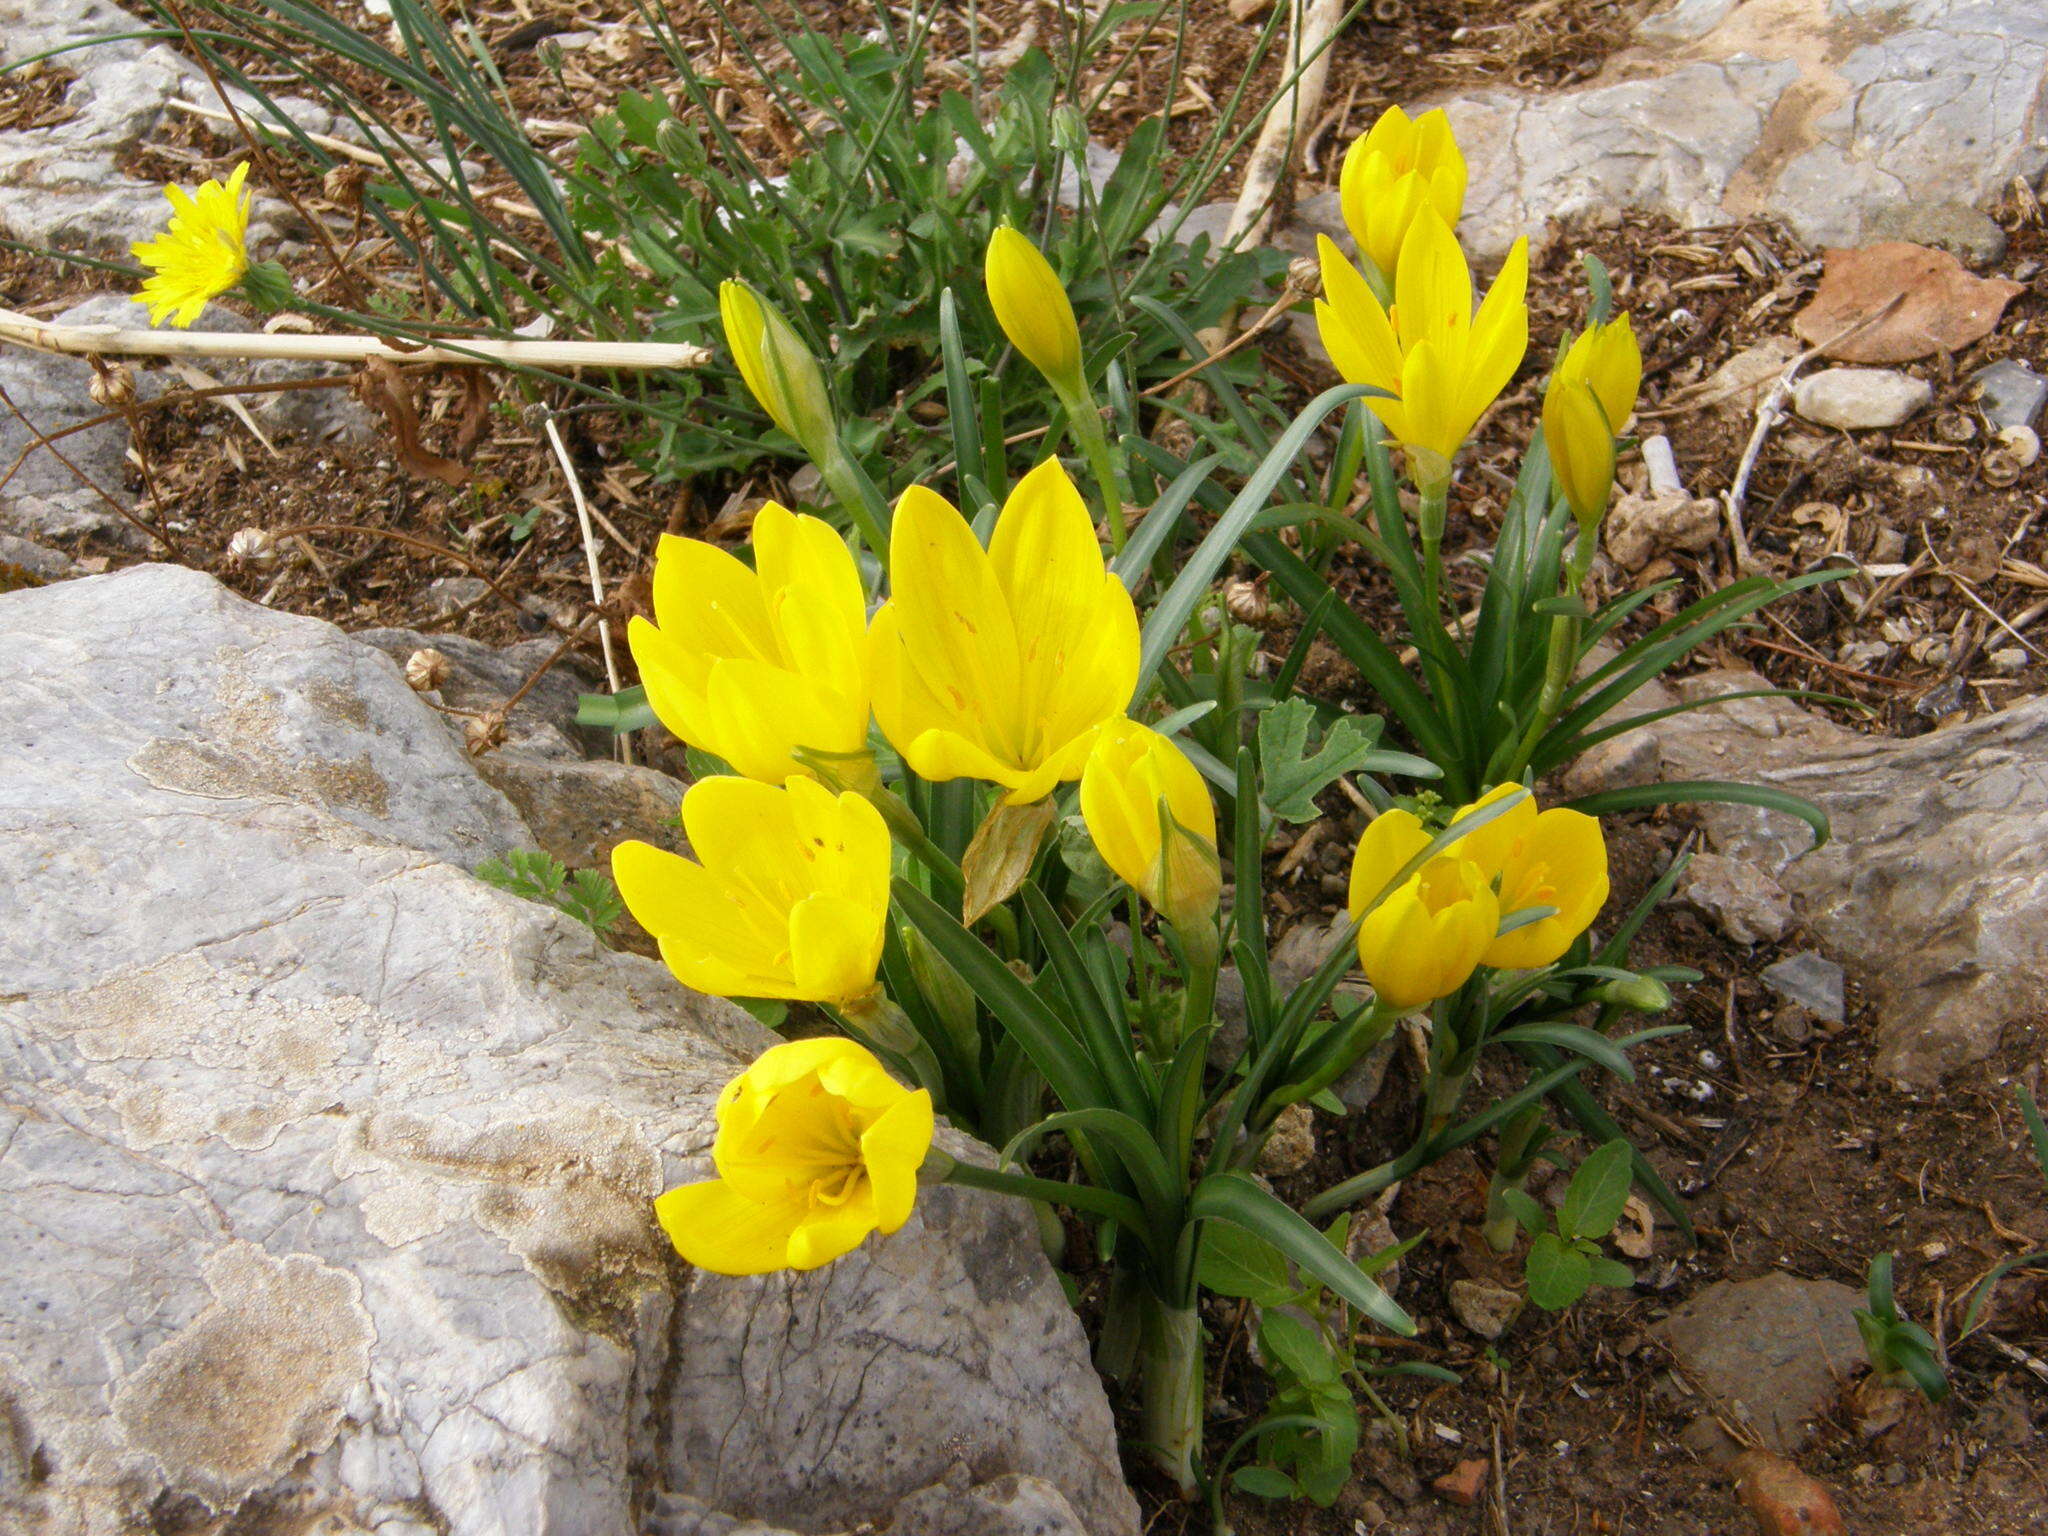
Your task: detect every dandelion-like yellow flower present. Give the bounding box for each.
[1338,106,1468,288]
[869,458,1138,805]
[132,162,253,328]
[654,1037,934,1274]
[1542,315,1643,527]
[1315,208,1529,487]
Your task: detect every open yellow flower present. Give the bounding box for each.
[1338,106,1468,287]
[1315,209,1529,485]
[1348,808,1499,1010]
[613,776,890,1003]
[132,161,253,328]
[720,279,837,457]
[628,504,870,785]
[1449,784,1610,970]
[985,224,1084,395]
[655,1037,934,1274]
[1080,718,1219,929]
[1543,314,1643,526]
[870,458,1138,804]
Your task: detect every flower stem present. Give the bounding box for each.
[1138,1301,1204,1498]
[1059,378,1128,553]
[819,440,893,566]
[1416,480,1448,618]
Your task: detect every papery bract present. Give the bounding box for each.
[655,1037,934,1274]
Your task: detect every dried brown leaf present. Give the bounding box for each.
[356,359,470,487]
[1795,243,2023,364]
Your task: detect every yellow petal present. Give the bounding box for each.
[786,1189,883,1270]
[886,484,1022,754]
[655,1179,806,1275]
[1393,208,1473,356]
[788,892,886,1003]
[986,225,1083,391]
[1447,783,1536,878]
[1348,808,1431,918]
[861,1089,936,1234]
[612,838,786,973]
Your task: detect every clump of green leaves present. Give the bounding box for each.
[476,850,625,936]
[1494,1138,1638,1310]
[1855,1253,1949,1402]
[1199,1218,1445,1510]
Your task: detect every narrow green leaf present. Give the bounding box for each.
[1564,779,1830,850]
[1191,1172,1415,1335]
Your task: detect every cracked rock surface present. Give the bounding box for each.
[1440,0,2048,258]
[0,565,1137,1536]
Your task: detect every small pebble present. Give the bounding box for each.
[1761,951,1845,1022]
[1792,368,1932,431]
[1971,359,2048,430]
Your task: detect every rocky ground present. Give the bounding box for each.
[2,1,2046,1534]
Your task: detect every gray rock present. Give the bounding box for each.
[478,754,690,870]
[1680,852,1797,946]
[1436,0,2048,260]
[0,566,1137,1536]
[1760,951,1846,1023]
[0,532,78,581]
[353,626,605,761]
[892,1473,1095,1536]
[423,573,493,617]
[1792,368,1932,431]
[1864,200,2008,268]
[1644,668,2048,1082]
[0,295,147,546]
[1654,1274,1864,1451]
[1972,359,2048,430]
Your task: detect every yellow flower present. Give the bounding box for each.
[613,776,890,1003]
[1543,315,1642,526]
[655,1037,934,1274]
[1449,784,1610,970]
[985,224,1084,396]
[1315,209,1529,484]
[870,458,1138,805]
[1348,808,1499,1010]
[720,279,836,456]
[628,504,870,785]
[1079,718,1219,929]
[132,161,253,328]
[1338,106,1468,286]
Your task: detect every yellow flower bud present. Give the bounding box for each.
[1079,718,1220,929]
[1338,106,1467,287]
[1449,783,1611,970]
[627,503,871,785]
[1542,315,1642,527]
[613,775,891,1004]
[1314,210,1529,486]
[985,224,1084,395]
[719,279,837,458]
[654,1037,934,1274]
[1347,808,1499,1010]
[870,459,1138,804]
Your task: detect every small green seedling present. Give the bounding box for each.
[1855,1252,1949,1402]
[476,849,624,937]
[1497,1137,1638,1310]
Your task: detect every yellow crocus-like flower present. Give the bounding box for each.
[613,775,890,1003]
[870,458,1138,804]
[1315,209,1529,484]
[132,161,253,328]
[1450,783,1610,970]
[654,1037,934,1274]
[1338,106,1468,287]
[1348,808,1500,1010]
[1542,315,1643,526]
[1079,718,1220,929]
[720,279,837,457]
[985,224,1084,395]
[627,503,870,785]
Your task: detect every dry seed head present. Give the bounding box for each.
[404,647,450,693]
[464,713,507,756]
[1222,576,1274,626]
[1995,424,2040,468]
[89,362,137,408]
[322,162,371,212]
[1287,254,1323,299]
[227,527,278,564]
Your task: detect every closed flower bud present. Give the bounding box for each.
[719,279,837,460]
[612,775,891,1005]
[88,362,136,408]
[1348,807,1498,1010]
[1338,106,1468,289]
[985,225,1084,396]
[1543,315,1642,528]
[1587,974,1673,1013]
[653,1037,934,1274]
[1079,718,1220,930]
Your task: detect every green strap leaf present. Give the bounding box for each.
[1564,779,1831,850]
[1190,1171,1415,1335]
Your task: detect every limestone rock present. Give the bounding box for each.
[1436,0,2048,260]
[0,566,1137,1536]
[1791,368,1932,431]
[1760,951,1846,1023]
[1605,488,1724,570]
[1640,669,2048,1082]
[1972,359,2048,430]
[1654,1274,1864,1451]
[0,295,148,547]
[1680,852,1797,945]
[1448,1279,1523,1341]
